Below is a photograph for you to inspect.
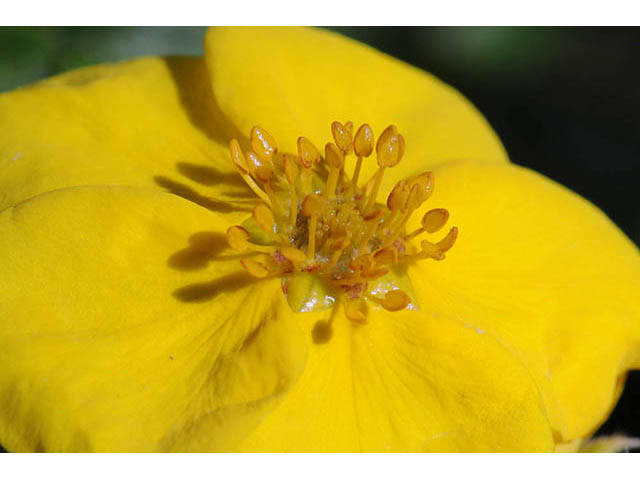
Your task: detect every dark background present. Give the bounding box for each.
[0,26,638,450]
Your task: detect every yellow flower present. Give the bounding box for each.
[0,27,639,452]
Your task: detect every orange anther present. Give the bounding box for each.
[301,194,324,217]
[331,121,353,153]
[409,171,434,204]
[353,123,374,157]
[381,289,410,312]
[227,225,250,252]
[376,125,404,167]
[240,258,270,278]
[253,204,275,234]
[350,254,375,272]
[324,142,345,169]
[254,163,274,183]
[297,136,321,168]
[387,180,410,211]
[422,208,449,233]
[280,246,307,263]
[344,298,367,323]
[250,126,277,162]
[437,226,458,253]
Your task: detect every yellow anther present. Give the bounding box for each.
[226,225,251,252]
[229,139,249,174]
[344,298,367,323]
[381,289,410,312]
[240,258,270,278]
[373,247,398,266]
[331,121,353,153]
[250,126,277,162]
[253,204,275,234]
[280,246,307,263]
[353,123,374,157]
[297,136,321,168]
[422,208,449,233]
[376,125,404,167]
[387,180,409,211]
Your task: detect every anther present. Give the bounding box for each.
[331,121,353,154]
[280,246,307,263]
[381,289,411,312]
[405,208,450,241]
[344,298,367,323]
[226,226,251,252]
[241,258,270,278]
[253,204,275,236]
[251,126,277,163]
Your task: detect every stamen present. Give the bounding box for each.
[302,193,325,260]
[297,136,320,194]
[324,143,344,199]
[351,123,374,189]
[405,208,450,241]
[229,139,272,205]
[283,154,299,225]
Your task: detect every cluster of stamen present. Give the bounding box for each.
[226,122,458,322]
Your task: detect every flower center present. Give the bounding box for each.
[226,121,458,323]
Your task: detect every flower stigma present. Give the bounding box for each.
[226,122,458,323]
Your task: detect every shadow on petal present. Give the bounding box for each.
[173,272,257,303]
[154,175,252,213]
[176,162,246,189]
[163,56,246,146]
[168,231,228,270]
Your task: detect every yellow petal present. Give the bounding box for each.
[236,307,553,452]
[204,27,508,191]
[406,160,640,443]
[0,186,306,452]
[0,56,245,211]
